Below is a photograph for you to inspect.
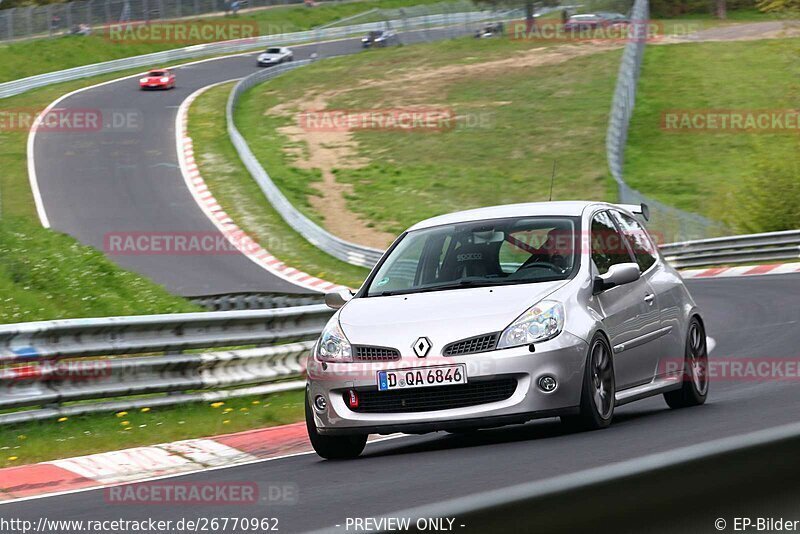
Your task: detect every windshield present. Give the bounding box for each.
[148,70,166,76]
[365,216,579,297]
[266,48,281,54]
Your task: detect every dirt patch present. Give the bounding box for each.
[267,42,619,247]
[658,20,800,44]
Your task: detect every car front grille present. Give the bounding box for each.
[353,345,401,362]
[442,333,499,356]
[349,378,517,413]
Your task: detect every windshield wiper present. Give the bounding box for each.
[416,279,493,293]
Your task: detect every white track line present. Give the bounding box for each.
[0,434,407,506]
[25,50,266,229]
[175,82,343,293]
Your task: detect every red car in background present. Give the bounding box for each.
[139,69,176,90]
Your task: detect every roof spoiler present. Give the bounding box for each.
[615,203,650,221]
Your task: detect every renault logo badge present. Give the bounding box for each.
[413,337,431,358]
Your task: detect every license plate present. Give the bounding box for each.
[377,364,467,391]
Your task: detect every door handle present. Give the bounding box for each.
[644,294,655,304]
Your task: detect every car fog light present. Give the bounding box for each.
[538,375,557,392]
[314,395,327,411]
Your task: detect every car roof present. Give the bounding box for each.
[406,201,618,231]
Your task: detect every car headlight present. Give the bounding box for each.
[497,300,564,349]
[139,78,148,83]
[160,77,169,82]
[315,319,353,363]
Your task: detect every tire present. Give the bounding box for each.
[664,317,709,409]
[305,392,367,459]
[561,333,615,430]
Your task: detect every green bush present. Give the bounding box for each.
[725,149,800,233]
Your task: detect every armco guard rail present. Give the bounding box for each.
[348,420,800,534]
[226,8,523,268]
[1,228,797,425]
[660,229,800,269]
[227,59,386,269]
[0,306,333,425]
[0,7,494,99]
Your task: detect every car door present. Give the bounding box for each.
[590,210,661,389]
[610,211,685,377]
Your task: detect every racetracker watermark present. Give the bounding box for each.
[104,231,266,256]
[1,361,111,381]
[661,109,800,133]
[105,20,259,43]
[104,482,298,505]
[0,108,143,132]
[661,358,800,382]
[297,108,494,132]
[509,20,671,43]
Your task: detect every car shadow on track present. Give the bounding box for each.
[361,406,672,459]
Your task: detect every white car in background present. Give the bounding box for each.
[257,47,294,67]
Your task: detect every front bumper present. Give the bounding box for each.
[307,331,588,435]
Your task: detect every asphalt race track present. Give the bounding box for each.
[31,27,461,296]
[4,274,799,532]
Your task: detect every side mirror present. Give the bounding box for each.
[324,289,353,310]
[593,262,641,294]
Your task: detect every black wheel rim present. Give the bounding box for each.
[688,322,709,395]
[591,340,614,419]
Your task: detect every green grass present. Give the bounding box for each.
[0,71,208,321]
[0,390,305,468]
[0,217,200,323]
[189,82,370,288]
[236,36,622,236]
[0,0,447,83]
[625,38,800,231]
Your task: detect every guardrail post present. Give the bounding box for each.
[5,9,12,41]
[46,4,53,36]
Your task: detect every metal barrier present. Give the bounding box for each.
[660,229,800,269]
[191,291,324,310]
[0,0,307,42]
[225,9,521,268]
[344,420,800,534]
[1,226,798,425]
[0,4,491,99]
[605,0,728,243]
[0,0,473,43]
[0,306,333,425]
[227,60,386,269]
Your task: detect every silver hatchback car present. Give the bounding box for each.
[305,202,709,459]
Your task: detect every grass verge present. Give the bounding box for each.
[236,36,622,236]
[0,390,305,468]
[0,70,204,322]
[625,37,800,232]
[189,81,370,288]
